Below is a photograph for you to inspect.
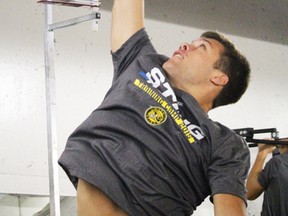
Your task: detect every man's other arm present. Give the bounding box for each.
[214,194,247,216]
[111,0,144,52]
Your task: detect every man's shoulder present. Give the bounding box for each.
[208,120,241,141]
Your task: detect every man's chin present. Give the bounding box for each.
[162,60,174,73]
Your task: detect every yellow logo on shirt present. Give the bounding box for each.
[145,106,167,126]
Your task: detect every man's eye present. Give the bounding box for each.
[200,44,206,50]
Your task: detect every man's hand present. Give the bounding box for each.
[257,143,276,156]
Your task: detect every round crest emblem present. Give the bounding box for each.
[144,106,167,126]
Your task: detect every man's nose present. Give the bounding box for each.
[179,43,190,51]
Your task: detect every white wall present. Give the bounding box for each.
[0,194,50,216]
[1,1,287,215]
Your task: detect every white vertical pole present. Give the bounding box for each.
[44,4,61,216]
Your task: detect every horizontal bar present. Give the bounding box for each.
[247,138,288,147]
[251,128,277,134]
[48,12,100,31]
[38,0,100,7]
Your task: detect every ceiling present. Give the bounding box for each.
[101,0,288,46]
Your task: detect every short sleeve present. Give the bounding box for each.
[208,134,250,202]
[258,156,279,189]
[111,28,155,81]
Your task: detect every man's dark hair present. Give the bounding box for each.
[201,31,251,109]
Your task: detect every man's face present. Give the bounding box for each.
[162,37,225,93]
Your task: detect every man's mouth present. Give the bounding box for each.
[173,51,184,59]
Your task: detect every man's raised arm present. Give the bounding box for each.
[111,0,144,52]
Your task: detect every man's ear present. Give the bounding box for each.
[211,72,229,86]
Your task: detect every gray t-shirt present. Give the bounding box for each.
[59,28,250,216]
[258,153,288,216]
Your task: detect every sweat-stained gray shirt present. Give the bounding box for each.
[58,28,250,216]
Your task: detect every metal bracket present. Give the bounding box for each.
[38,1,101,215]
[234,127,288,147]
[48,12,101,31]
